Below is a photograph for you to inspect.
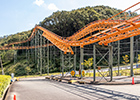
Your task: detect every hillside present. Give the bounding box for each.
[0,5,138,76]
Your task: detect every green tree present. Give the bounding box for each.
[122,55,129,65]
[137,54,140,63]
[82,57,93,76]
[25,66,31,75]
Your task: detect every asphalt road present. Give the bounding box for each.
[6,77,140,100]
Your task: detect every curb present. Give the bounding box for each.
[45,76,140,85]
[68,80,77,84]
[92,82,140,85]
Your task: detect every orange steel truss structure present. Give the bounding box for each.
[0,2,140,54]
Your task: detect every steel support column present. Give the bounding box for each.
[61,51,64,78]
[109,46,113,81]
[80,47,84,78]
[53,46,56,70]
[30,36,34,63]
[118,40,120,75]
[26,49,28,63]
[47,40,49,75]
[130,37,134,76]
[68,52,71,71]
[26,41,30,66]
[14,50,17,64]
[40,36,42,75]
[136,39,138,67]
[36,31,40,72]
[93,45,96,82]
[43,37,46,73]
[74,47,76,71]
[35,32,37,62]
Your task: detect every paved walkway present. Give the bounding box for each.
[53,75,140,85]
[84,76,140,85]
[6,77,140,100]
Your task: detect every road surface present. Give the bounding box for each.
[6,77,140,100]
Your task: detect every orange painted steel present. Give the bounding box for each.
[73,15,140,46]
[3,20,121,54]
[67,2,140,41]
[107,2,140,21]
[98,16,140,45]
[66,20,124,41]
[0,2,139,54]
[34,15,140,53]
[5,28,36,47]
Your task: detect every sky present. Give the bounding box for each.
[0,0,139,37]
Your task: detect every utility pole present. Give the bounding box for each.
[0,56,5,75]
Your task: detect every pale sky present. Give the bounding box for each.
[0,0,139,37]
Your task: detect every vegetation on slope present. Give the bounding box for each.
[0,30,31,47]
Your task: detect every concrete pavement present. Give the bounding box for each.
[6,77,85,100]
[6,77,140,100]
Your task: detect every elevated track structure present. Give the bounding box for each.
[0,2,140,82]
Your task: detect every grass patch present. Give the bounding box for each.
[17,72,64,78]
[17,68,140,78]
[0,75,11,98]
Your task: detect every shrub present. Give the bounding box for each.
[0,75,11,98]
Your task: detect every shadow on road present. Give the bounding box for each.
[20,78,46,82]
[18,78,140,100]
[47,80,140,100]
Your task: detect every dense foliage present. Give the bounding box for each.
[0,30,31,47]
[0,75,11,98]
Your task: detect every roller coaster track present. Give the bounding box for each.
[66,20,124,41]
[5,27,36,47]
[0,2,140,54]
[36,15,140,54]
[0,44,53,50]
[75,15,140,46]
[5,20,123,47]
[2,20,124,54]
